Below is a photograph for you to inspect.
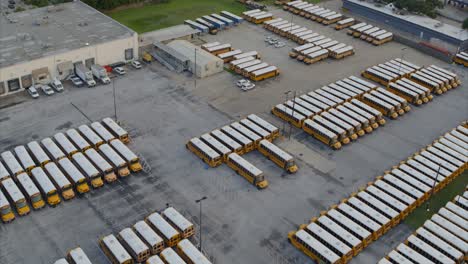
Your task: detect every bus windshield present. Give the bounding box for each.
[31,195,42,203]
[17,200,27,209]
[287,160,295,168]
[1,207,12,215]
[47,190,57,197]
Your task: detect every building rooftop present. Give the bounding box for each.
[167,40,223,65]
[346,0,468,42]
[141,24,200,45]
[0,1,136,68]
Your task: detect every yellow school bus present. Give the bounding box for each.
[258,139,298,173]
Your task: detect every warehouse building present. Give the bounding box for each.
[166,40,224,78]
[343,0,468,50]
[0,1,138,97]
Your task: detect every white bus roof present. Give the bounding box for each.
[228,153,263,176]
[201,42,220,49]
[259,140,293,162]
[416,227,463,261]
[44,162,71,189]
[294,230,340,263]
[160,248,186,264]
[438,207,467,232]
[110,139,138,162]
[41,138,66,160]
[58,158,87,184]
[373,179,415,206]
[0,161,10,180]
[231,122,262,142]
[72,153,99,178]
[306,222,352,255]
[316,215,361,247]
[218,49,242,59]
[251,66,278,76]
[303,119,337,140]
[0,188,10,208]
[375,32,393,40]
[388,169,429,195]
[102,117,128,138]
[239,119,269,138]
[357,190,399,218]
[210,130,242,151]
[54,132,78,155]
[133,220,164,247]
[236,59,262,70]
[327,208,372,239]
[221,126,253,146]
[338,203,381,232]
[347,196,390,226]
[2,177,25,202]
[243,63,269,73]
[85,148,113,173]
[396,244,432,264]
[53,258,69,264]
[1,151,23,175]
[163,207,193,231]
[79,124,103,146]
[68,247,92,264]
[206,44,231,52]
[387,250,413,264]
[350,22,367,30]
[431,213,467,241]
[200,133,231,156]
[31,167,56,194]
[445,202,467,219]
[27,141,51,165]
[247,114,278,133]
[147,212,180,240]
[91,122,115,142]
[119,228,149,256]
[424,220,468,252]
[275,104,306,121]
[189,138,220,160]
[338,17,355,25]
[178,239,212,264]
[101,234,132,264]
[293,43,315,52]
[147,255,164,264]
[14,146,35,169]
[66,129,91,151]
[17,173,40,197]
[313,115,346,136]
[230,56,255,66]
[233,51,259,60]
[99,144,127,167]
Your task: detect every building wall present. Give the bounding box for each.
[0,33,138,97]
[343,0,467,49]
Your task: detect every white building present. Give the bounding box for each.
[0,1,138,97]
[167,40,224,78]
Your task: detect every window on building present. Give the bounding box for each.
[21,75,33,89]
[125,48,134,60]
[7,78,20,92]
[0,82,5,95]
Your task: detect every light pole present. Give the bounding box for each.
[283,91,291,137]
[194,48,197,89]
[195,196,207,251]
[288,90,297,140]
[113,78,117,121]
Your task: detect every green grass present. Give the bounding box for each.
[107,0,248,33]
[404,170,468,229]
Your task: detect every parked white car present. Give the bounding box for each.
[131,60,142,69]
[27,86,39,99]
[70,76,84,87]
[40,84,55,96]
[50,78,64,92]
[236,79,249,87]
[113,67,126,75]
[275,42,286,48]
[241,82,255,91]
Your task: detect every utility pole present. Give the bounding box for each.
[195,196,207,251]
[194,48,197,89]
[282,91,291,137]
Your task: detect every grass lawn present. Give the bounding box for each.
[107,0,248,33]
[404,170,468,229]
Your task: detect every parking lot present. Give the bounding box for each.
[0,4,467,264]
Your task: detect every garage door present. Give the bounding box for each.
[32,67,51,84]
[21,75,33,88]
[57,61,73,79]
